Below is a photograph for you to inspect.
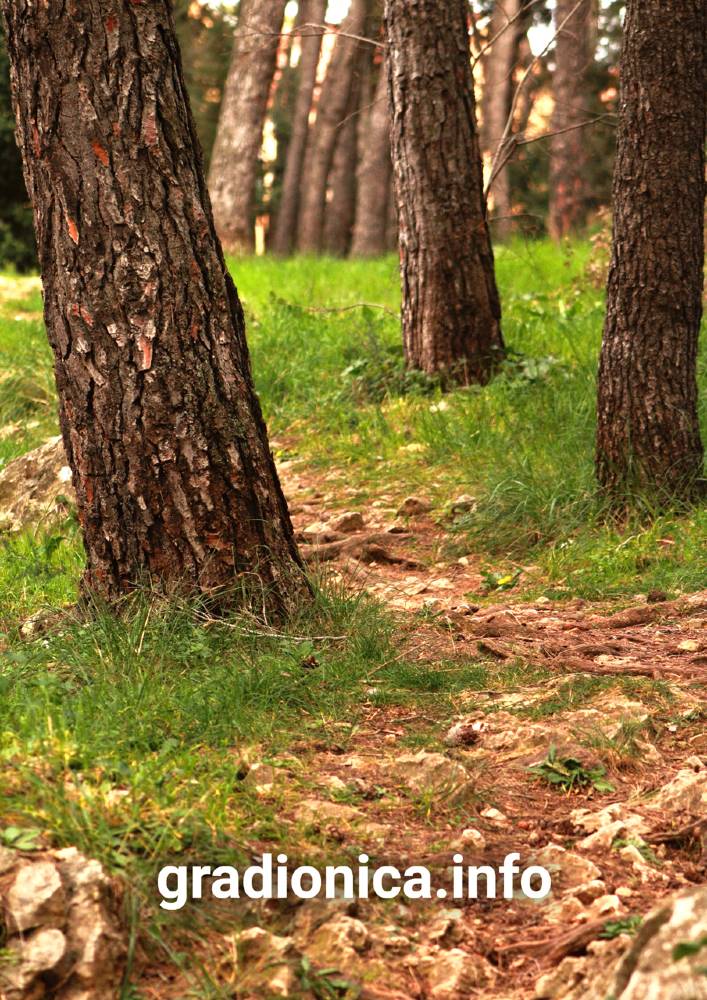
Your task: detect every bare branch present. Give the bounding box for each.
[485,0,588,196]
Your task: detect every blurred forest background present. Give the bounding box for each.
[0,0,624,269]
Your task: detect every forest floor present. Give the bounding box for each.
[0,246,706,999]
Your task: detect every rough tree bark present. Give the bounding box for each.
[323,47,368,256]
[1,0,308,612]
[385,0,504,383]
[271,0,327,256]
[350,57,392,258]
[296,0,370,254]
[595,0,705,499]
[548,0,595,240]
[208,0,287,253]
[481,0,522,241]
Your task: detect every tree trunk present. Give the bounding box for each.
[271,0,327,256]
[296,0,370,254]
[208,0,287,254]
[2,0,308,613]
[323,48,368,256]
[350,57,392,258]
[548,0,595,240]
[481,0,522,242]
[595,0,705,499]
[385,0,504,384]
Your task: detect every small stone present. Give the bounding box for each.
[443,717,485,747]
[6,860,66,933]
[459,828,486,850]
[397,496,432,516]
[422,947,496,998]
[3,927,67,992]
[589,894,623,918]
[329,510,365,533]
[244,762,276,794]
[678,639,700,652]
[480,806,507,823]
[449,494,476,514]
[296,798,363,824]
[572,879,608,904]
[391,751,471,802]
[535,844,601,889]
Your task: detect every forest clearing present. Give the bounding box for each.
[0,0,705,997]
[1,246,706,998]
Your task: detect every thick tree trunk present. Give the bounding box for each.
[2,0,308,613]
[350,58,392,258]
[595,0,705,499]
[271,0,327,256]
[296,0,369,254]
[481,0,522,242]
[548,0,594,240]
[385,0,504,384]
[208,0,287,254]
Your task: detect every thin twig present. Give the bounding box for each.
[485,0,587,196]
[472,0,545,66]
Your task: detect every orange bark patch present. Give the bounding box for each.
[143,114,158,149]
[67,218,79,245]
[190,320,199,341]
[32,124,40,157]
[138,335,153,371]
[106,14,118,31]
[91,139,109,167]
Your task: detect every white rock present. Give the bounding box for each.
[6,860,65,932]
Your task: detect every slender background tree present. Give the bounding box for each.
[548,0,596,239]
[271,0,327,255]
[385,0,504,383]
[209,0,287,253]
[296,0,371,254]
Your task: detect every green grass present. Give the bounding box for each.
[0,241,706,994]
[230,242,706,601]
[2,241,705,603]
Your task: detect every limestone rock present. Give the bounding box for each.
[610,886,707,999]
[397,496,432,517]
[295,798,364,825]
[0,437,73,533]
[6,861,66,933]
[329,511,365,533]
[390,751,471,801]
[2,928,68,995]
[231,927,297,997]
[421,948,496,999]
[243,762,276,794]
[645,766,707,814]
[0,848,125,1000]
[306,915,369,966]
[534,844,601,891]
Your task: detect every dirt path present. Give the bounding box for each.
[172,458,705,1000]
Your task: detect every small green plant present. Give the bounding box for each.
[297,956,360,999]
[611,837,661,867]
[600,915,643,939]
[528,745,615,794]
[0,826,42,851]
[672,936,707,962]
[480,568,522,592]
